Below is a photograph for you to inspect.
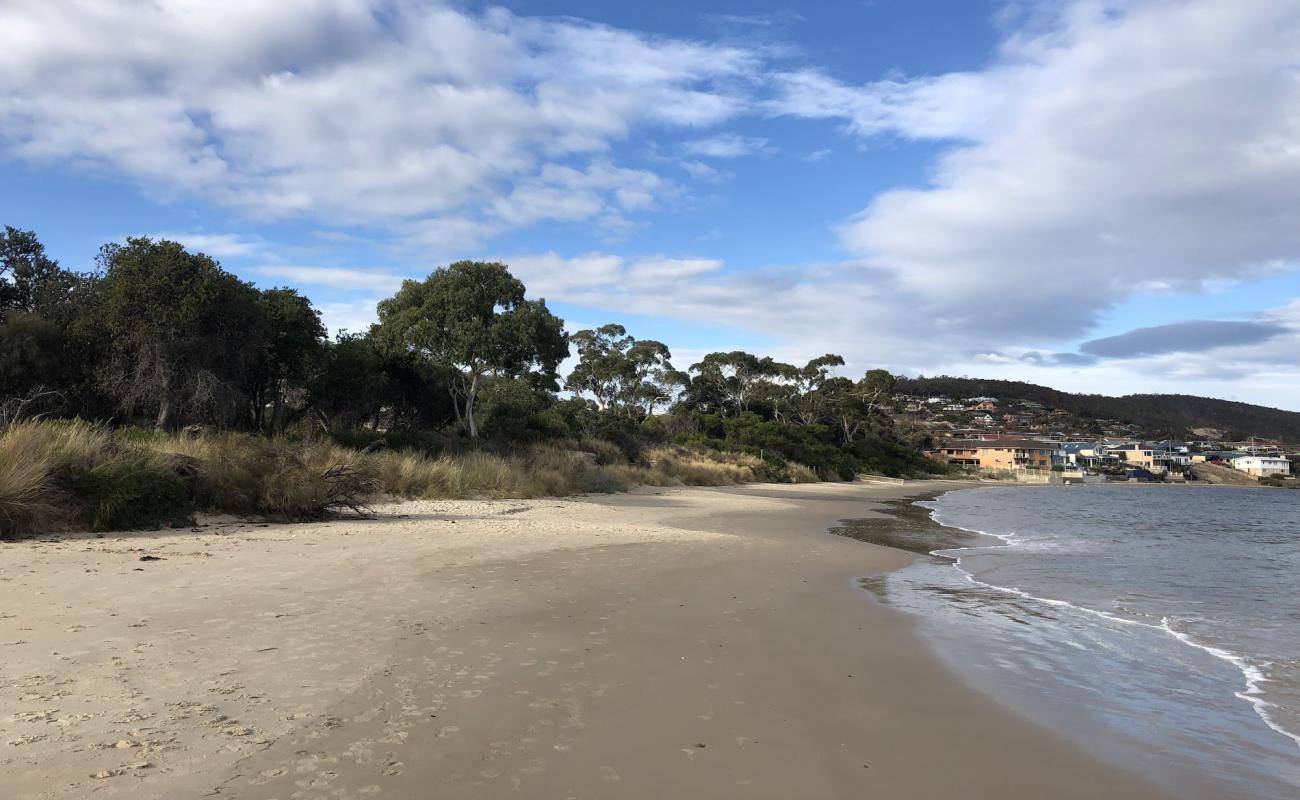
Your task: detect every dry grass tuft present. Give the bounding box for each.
[0,420,822,535]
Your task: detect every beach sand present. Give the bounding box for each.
[1,481,1172,799]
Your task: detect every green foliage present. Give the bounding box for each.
[1,226,957,535]
[97,237,268,429]
[64,460,194,532]
[373,261,568,437]
[565,324,680,417]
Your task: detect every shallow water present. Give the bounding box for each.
[840,484,1300,800]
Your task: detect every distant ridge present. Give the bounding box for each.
[895,376,1300,441]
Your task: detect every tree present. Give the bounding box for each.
[819,370,897,445]
[687,351,779,417]
[565,324,636,411]
[310,332,389,432]
[254,288,326,432]
[97,237,266,429]
[0,313,65,399]
[1,226,86,330]
[1,226,60,319]
[373,261,568,438]
[820,377,871,444]
[566,324,679,418]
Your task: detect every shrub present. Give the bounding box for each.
[64,459,194,531]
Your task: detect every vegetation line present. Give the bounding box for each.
[0,228,939,536]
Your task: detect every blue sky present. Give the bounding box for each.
[2,0,1298,409]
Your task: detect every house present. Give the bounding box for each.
[1148,441,1192,467]
[1192,450,1245,464]
[1107,444,1170,474]
[970,400,998,412]
[1059,442,1115,470]
[928,439,1061,471]
[973,413,995,426]
[1231,456,1292,478]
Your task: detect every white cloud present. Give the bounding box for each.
[148,232,262,259]
[0,0,758,248]
[772,0,1300,343]
[315,298,385,338]
[245,265,407,294]
[681,133,775,158]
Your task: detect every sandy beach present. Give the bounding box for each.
[1,480,1172,799]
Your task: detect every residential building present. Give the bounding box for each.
[1107,444,1170,474]
[1059,442,1115,470]
[1231,456,1292,478]
[928,439,1061,471]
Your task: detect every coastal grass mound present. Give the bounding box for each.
[0,420,818,537]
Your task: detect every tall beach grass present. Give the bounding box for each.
[0,420,822,537]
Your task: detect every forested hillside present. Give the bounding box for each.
[895,377,1300,440]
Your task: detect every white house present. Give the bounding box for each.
[1231,456,1292,478]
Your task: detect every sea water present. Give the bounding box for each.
[858,485,1300,799]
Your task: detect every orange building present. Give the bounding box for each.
[928,439,1059,470]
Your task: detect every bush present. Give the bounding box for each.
[64,459,194,531]
[0,420,197,535]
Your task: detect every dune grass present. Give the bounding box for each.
[0,420,823,537]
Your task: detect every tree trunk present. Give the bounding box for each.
[465,372,480,438]
[155,395,174,431]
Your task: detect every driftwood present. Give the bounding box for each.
[320,463,378,517]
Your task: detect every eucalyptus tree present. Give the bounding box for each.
[792,354,846,425]
[565,324,636,411]
[566,324,682,418]
[373,261,567,438]
[687,351,781,417]
[819,369,898,444]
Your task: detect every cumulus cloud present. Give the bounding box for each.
[502,251,936,368]
[0,0,758,250]
[772,0,1300,342]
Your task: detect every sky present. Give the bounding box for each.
[2,0,1299,410]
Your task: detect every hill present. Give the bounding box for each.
[894,376,1300,441]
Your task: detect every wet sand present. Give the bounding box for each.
[0,481,1173,799]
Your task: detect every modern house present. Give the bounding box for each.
[1060,442,1115,470]
[1231,456,1292,478]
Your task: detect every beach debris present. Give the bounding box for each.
[138,555,163,562]
[694,742,706,748]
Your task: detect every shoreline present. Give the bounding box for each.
[1,481,1173,799]
[918,484,1300,753]
[864,483,1300,799]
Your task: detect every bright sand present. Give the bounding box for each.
[1,481,1173,799]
